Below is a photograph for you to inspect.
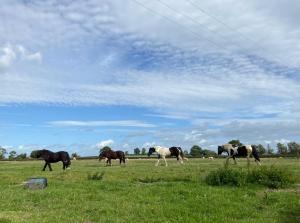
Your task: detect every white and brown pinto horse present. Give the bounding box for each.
[218,144,261,166]
[148,146,188,167]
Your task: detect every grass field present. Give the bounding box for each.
[0,158,299,223]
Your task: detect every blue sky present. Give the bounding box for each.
[0,0,300,155]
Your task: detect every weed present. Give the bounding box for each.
[87,172,105,181]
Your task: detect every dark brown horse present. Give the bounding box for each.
[98,150,126,166]
[35,149,71,171]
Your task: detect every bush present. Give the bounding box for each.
[247,166,296,189]
[87,172,105,181]
[205,168,247,187]
[205,166,296,188]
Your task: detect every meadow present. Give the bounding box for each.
[0,158,299,223]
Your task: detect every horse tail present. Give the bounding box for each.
[251,145,260,162]
[122,152,126,163]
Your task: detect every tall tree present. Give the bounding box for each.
[0,147,7,160]
[8,151,17,160]
[134,148,141,155]
[256,144,266,155]
[228,139,243,147]
[16,153,27,160]
[190,145,202,157]
[287,142,300,155]
[277,143,288,154]
[266,144,274,154]
[141,148,146,155]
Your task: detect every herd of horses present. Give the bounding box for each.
[34,143,261,171]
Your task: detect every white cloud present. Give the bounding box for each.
[26,52,42,62]
[96,139,114,148]
[0,45,16,72]
[47,120,155,128]
[0,44,42,73]
[142,142,156,148]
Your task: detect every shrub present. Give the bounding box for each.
[205,168,247,187]
[205,166,296,188]
[87,172,105,181]
[247,166,296,189]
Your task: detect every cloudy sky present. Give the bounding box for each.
[0,0,299,155]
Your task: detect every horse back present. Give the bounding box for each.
[237,145,252,156]
[57,151,70,161]
[169,147,181,157]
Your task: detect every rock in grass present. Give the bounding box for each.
[24,177,48,190]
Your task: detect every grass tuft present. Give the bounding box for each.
[87,172,105,181]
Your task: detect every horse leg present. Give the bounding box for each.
[63,162,66,170]
[155,158,160,166]
[48,163,52,171]
[255,159,261,166]
[42,162,47,171]
[119,158,121,165]
[233,156,237,165]
[163,156,168,167]
[179,155,183,164]
[247,155,250,167]
[226,156,231,165]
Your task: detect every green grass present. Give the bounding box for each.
[0,158,299,223]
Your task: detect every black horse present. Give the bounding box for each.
[35,149,71,171]
[98,150,126,166]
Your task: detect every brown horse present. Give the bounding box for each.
[35,149,71,171]
[98,150,126,166]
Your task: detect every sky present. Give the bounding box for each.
[0,0,300,156]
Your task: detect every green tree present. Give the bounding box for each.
[228,139,243,147]
[277,143,288,154]
[134,148,140,155]
[190,145,202,157]
[287,142,300,155]
[266,144,274,154]
[8,150,17,160]
[256,144,266,155]
[100,146,111,154]
[201,149,216,156]
[16,153,27,160]
[0,147,7,160]
[141,148,146,155]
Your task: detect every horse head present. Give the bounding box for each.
[148,147,156,157]
[98,152,105,161]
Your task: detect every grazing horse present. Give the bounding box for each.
[98,150,126,166]
[147,146,187,167]
[218,144,261,165]
[35,149,71,171]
